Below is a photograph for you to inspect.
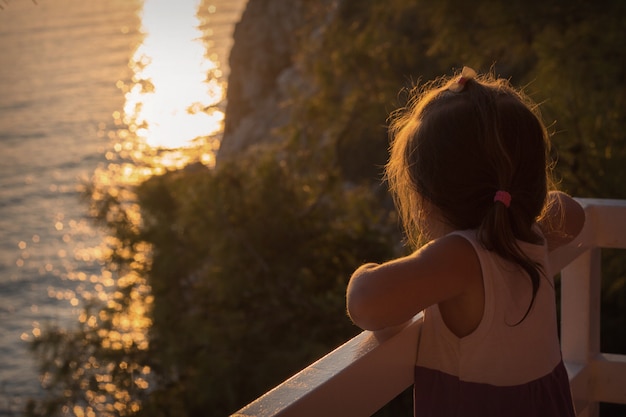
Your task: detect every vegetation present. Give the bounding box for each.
[134,150,398,415]
[28,0,625,416]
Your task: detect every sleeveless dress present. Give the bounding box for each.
[414,229,576,417]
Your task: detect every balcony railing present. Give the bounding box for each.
[233,198,626,417]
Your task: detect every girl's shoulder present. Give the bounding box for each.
[433,233,485,338]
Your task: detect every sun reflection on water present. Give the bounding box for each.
[28,0,232,414]
[114,0,224,174]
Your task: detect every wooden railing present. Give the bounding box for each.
[233,199,626,417]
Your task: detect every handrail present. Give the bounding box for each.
[232,315,423,417]
[233,198,626,417]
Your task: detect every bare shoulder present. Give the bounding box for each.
[423,233,478,259]
[426,233,482,293]
[539,191,586,252]
[417,233,481,277]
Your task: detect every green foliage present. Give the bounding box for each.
[292,0,440,184]
[127,149,397,415]
[294,0,626,198]
[532,4,626,198]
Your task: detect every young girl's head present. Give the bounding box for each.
[387,67,553,295]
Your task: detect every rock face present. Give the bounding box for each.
[217,0,309,161]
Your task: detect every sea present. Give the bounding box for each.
[0,0,247,413]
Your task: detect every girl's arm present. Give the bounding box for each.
[346,234,481,331]
[539,191,586,252]
[346,192,583,331]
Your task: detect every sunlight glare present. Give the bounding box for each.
[125,0,224,149]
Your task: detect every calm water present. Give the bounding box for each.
[0,0,246,413]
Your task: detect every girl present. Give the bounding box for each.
[346,67,585,416]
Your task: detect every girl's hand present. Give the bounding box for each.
[539,191,585,252]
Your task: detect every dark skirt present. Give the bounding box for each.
[414,360,576,417]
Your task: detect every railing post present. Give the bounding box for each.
[561,248,601,417]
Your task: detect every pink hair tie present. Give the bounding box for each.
[493,190,512,208]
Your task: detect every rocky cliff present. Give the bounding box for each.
[217,0,331,161]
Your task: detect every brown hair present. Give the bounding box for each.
[386,69,554,318]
